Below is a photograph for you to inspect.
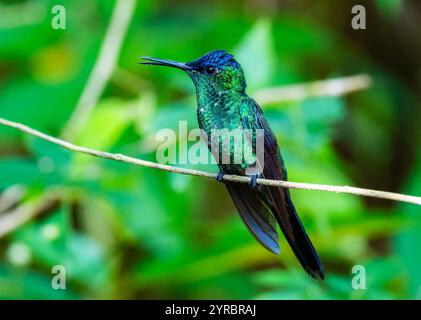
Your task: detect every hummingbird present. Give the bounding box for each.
[140,50,324,279]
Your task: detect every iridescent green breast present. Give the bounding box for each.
[196,92,257,171]
[196,90,243,134]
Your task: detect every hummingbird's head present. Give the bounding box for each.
[140,50,246,94]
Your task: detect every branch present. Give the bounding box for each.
[0,185,26,213]
[61,0,137,140]
[1,118,420,206]
[0,191,59,238]
[254,74,372,105]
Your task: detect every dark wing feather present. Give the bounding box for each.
[224,181,280,254]
[242,98,324,279]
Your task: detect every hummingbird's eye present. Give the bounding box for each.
[204,66,217,75]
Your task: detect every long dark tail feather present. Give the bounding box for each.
[271,189,324,280]
[224,179,324,279]
[224,181,280,255]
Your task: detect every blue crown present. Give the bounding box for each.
[188,50,240,69]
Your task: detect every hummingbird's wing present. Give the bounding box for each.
[224,180,280,254]
[240,98,324,280]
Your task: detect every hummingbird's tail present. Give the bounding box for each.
[268,187,324,280]
[224,180,324,280]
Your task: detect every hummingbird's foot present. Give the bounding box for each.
[249,175,259,190]
[216,172,225,182]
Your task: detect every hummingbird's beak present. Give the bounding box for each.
[139,56,192,71]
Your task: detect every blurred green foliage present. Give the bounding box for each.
[0,0,420,299]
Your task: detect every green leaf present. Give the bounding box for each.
[235,18,276,90]
[0,158,61,189]
[395,149,421,298]
[74,98,138,150]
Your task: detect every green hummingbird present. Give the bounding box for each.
[140,50,324,279]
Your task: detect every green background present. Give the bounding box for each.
[0,0,420,299]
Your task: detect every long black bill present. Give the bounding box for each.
[139,56,192,71]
